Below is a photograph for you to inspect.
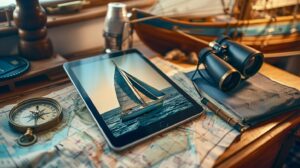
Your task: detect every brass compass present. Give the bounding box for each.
[9,98,63,146]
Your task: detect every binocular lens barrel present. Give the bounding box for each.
[217,37,264,78]
[200,48,241,91]
[243,53,264,77]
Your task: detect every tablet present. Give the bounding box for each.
[63,49,203,150]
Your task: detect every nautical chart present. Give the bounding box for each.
[0,57,239,168]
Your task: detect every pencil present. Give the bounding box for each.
[201,98,246,132]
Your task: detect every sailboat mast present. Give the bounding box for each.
[127,76,148,106]
[238,0,253,20]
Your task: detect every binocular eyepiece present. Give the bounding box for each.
[197,36,264,91]
[199,48,241,91]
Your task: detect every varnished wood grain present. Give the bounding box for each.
[171,60,300,168]
[132,9,300,55]
[0,37,299,168]
[0,0,155,38]
[0,54,66,87]
[0,54,67,100]
[14,0,54,60]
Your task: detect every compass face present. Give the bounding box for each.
[9,98,63,133]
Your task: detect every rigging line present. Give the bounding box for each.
[262,0,279,45]
[292,0,299,28]
[266,0,278,22]
[238,0,247,20]
[130,0,235,24]
[225,0,236,34]
[150,0,233,16]
[129,14,165,24]
[129,7,230,24]
[171,26,300,58]
[153,5,228,16]
[148,0,190,14]
[173,27,210,46]
[221,0,228,14]
[231,0,244,38]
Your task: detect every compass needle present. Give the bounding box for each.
[39,112,50,120]
[34,117,37,126]
[39,114,45,120]
[30,111,37,115]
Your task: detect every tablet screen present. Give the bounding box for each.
[64,49,202,149]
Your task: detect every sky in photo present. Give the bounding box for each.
[72,53,171,113]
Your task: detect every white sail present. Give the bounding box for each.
[149,0,235,17]
[253,0,299,10]
[114,65,144,112]
[113,62,165,120]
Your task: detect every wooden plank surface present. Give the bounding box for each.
[0,53,66,87]
[162,53,300,167]
[136,42,300,167]
[214,63,300,167]
[0,0,155,37]
[0,42,300,168]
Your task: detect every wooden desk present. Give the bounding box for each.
[151,49,300,167]
[216,63,300,168]
[0,43,300,168]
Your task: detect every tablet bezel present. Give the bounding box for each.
[63,49,203,150]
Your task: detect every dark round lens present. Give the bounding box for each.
[245,57,255,70]
[220,71,241,91]
[243,53,263,77]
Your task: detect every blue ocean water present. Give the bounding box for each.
[102,86,193,137]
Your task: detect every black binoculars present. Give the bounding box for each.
[196,36,264,91]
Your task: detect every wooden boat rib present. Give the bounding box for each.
[131,8,300,55]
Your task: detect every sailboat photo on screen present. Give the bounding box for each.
[85,52,195,137]
[113,61,165,121]
[64,49,204,149]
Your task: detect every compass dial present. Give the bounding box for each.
[9,98,63,133]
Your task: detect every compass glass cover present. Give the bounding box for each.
[11,101,60,127]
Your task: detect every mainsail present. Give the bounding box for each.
[113,61,164,121]
[149,0,235,17]
[148,0,299,19]
[253,0,299,10]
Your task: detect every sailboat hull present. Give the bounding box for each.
[121,98,164,121]
[132,9,300,55]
